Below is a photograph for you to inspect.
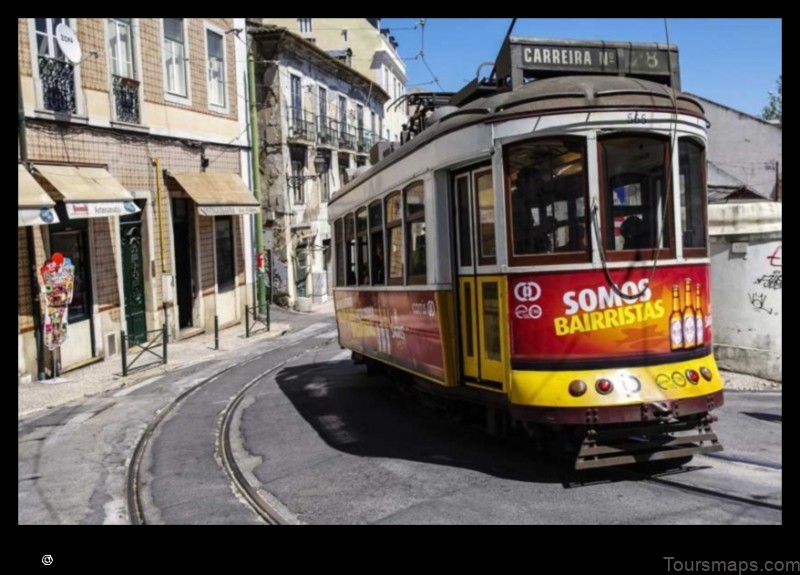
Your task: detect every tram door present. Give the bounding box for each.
[453,167,506,387]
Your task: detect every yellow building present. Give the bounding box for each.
[18,18,255,382]
[262,18,408,143]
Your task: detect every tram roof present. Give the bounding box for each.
[329,75,704,206]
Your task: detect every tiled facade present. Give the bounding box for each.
[18,18,251,382]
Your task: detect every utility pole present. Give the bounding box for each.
[248,51,267,315]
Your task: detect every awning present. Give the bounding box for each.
[170,172,259,216]
[32,164,140,219]
[19,164,59,226]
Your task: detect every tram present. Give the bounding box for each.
[328,36,723,469]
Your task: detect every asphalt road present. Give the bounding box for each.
[18,310,781,526]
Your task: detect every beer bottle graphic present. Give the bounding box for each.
[682,278,696,348]
[695,283,704,347]
[670,284,683,351]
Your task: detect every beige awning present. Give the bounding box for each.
[170,172,259,216]
[33,164,140,219]
[19,164,59,226]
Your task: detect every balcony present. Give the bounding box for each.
[333,120,357,151]
[112,75,140,124]
[287,107,316,143]
[316,117,339,147]
[357,129,374,155]
[38,56,76,113]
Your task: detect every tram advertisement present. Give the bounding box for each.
[334,290,445,380]
[509,265,712,361]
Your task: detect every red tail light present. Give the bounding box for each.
[685,369,700,384]
[596,379,613,395]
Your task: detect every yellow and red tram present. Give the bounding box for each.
[328,37,723,469]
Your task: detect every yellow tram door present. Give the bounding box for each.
[453,168,508,390]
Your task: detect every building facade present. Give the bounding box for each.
[262,18,408,144]
[18,18,254,382]
[249,24,388,309]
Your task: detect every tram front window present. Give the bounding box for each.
[600,136,671,253]
[506,138,589,261]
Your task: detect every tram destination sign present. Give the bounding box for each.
[498,37,681,89]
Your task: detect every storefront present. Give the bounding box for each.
[166,171,258,330]
[30,163,139,372]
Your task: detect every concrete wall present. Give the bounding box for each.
[709,202,781,381]
[691,95,782,199]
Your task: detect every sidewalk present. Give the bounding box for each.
[17,304,315,419]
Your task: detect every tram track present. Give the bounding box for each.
[126,325,336,525]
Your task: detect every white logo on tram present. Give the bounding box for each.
[515,304,543,320]
[514,281,542,303]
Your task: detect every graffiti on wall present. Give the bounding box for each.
[749,245,782,315]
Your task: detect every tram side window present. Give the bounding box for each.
[385,191,403,285]
[369,200,384,285]
[474,170,496,265]
[356,208,369,285]
[405,181,426,284]
[601,136,671,253]
[679,139,707,253]
[334,218,344,287]
[344,214,356,286]
[505,138,588,260]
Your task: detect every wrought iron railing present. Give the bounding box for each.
[121,325,168,376]
[287,106,316,141]
[113,74,140,124]
[38,56,76,113]
[316,116,339,146]
[334,120,358,150]
[357,129,374,154]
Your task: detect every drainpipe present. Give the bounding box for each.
[249,52,267,315]
[151,157,169,328]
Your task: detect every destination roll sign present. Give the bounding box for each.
[499,37,681,90]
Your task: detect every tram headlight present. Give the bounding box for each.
[699,366,713,381]
[568,380,587,397]
[595,379,614,395]
[685,369,700,385]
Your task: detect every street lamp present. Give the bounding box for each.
[286,155,328,187]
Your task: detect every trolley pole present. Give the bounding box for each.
[248,52,267,315]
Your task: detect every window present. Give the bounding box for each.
[505,138,589,263]
[318,150,331,202]
[215,216,235,290]
[206,28,226,108]
[475,170,496,265]
[679,139,707,254]
[356,208,369,285]
[600,135,671,256]
[455,174,472,267]
[108,18,134,79]
[338,96,347,138]
[405,182,426,284]
[163,18,187,98]
[290,74,302,128]
[298,18,312,33]
[290,146,305,204]
[385,192,403,285]
[35,18,76,113]
[344,214,356,286]
[369,201,384,285]
[107,18,140,124]
[338,152,350,186]
[335,218,344,287]
[318,86,327,120]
